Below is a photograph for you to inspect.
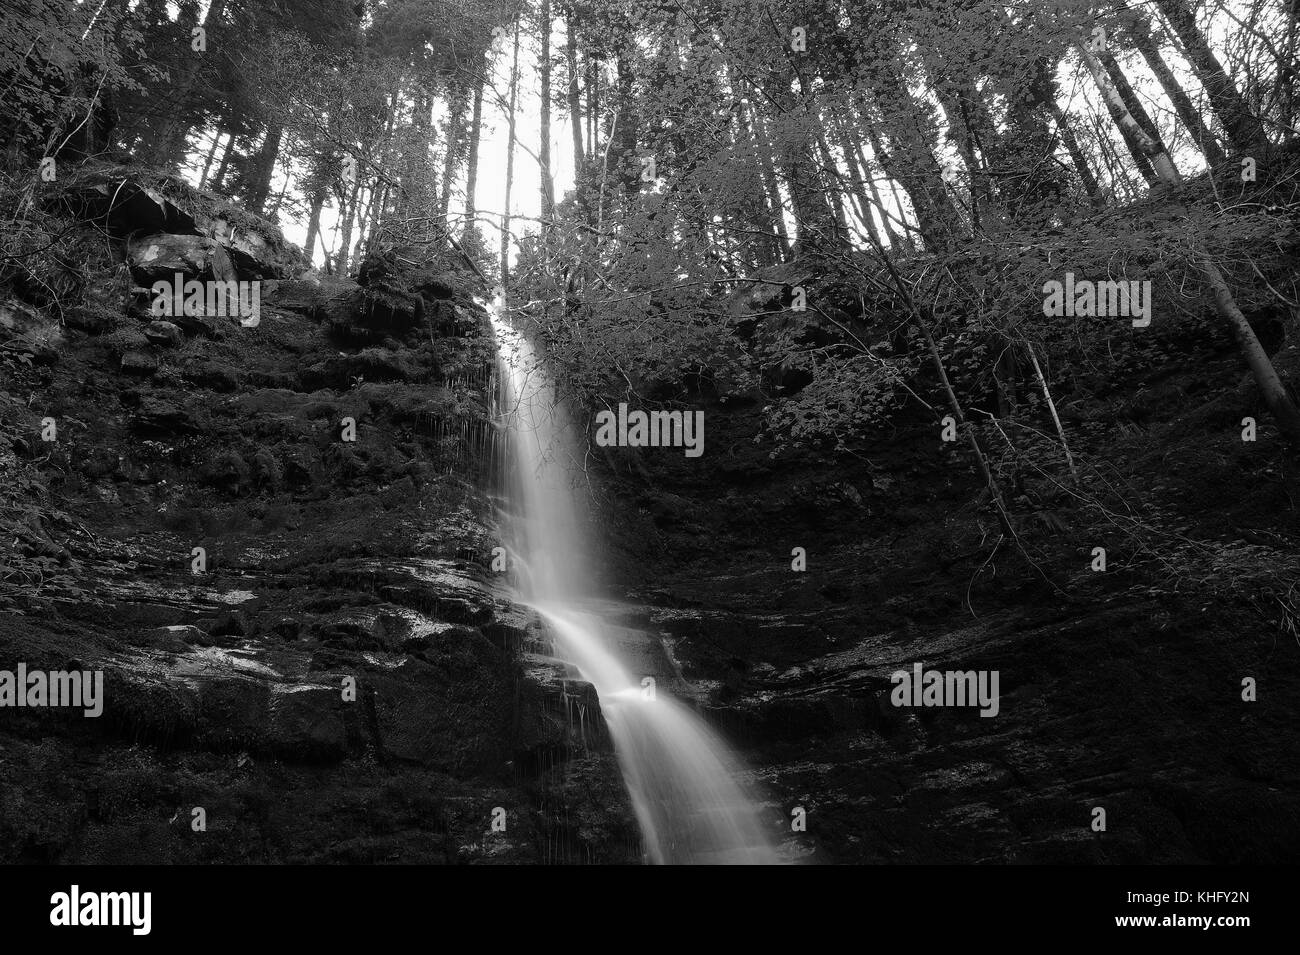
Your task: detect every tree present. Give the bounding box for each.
[1153,0,1269,152]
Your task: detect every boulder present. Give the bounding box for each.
[142,320,183,347]
[120,350,159,376]
[212,222,300,279]
[128,233,236,285]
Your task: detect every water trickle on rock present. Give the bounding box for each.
[490,304,784,865]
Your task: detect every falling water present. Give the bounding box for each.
[490,303,784,865]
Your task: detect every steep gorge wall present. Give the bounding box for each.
[0,166,639,864]
[588,271,1300,864]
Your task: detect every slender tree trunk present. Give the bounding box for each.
[1102,51,1174,162]
[741,100,791,259]
[198,128,223,189]
[590,56,601,156]
[1125,15,1228,166]
[464,62,485,232]
[1153,0,1269,152]
[851,119,906,249]
[366,180,388,240]
[612,45,639,198]
[210,133,234,190]
[1199,253,1300,441]
[931,77,992,222]
[501,23,520,285]
[1082,45,1178,183]
[366,83,401,235]
[247,123,283,213]
[354,181,380,255]
[585,53,596,158]
[438,83,469,234]
[566,13,585,173]
[815,127,851,246]
[303,188,327,264]
[1092,114,1134,197]
[1026,343,1079,485]
[336,176,361,275]
[539,0,556,219]
[832,110,884,247]
[1047,102,1101,199]
[857,78,960,250]
[395,80,424,220]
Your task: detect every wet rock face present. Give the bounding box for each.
[0,171,639,864]
[594,347,1300,865]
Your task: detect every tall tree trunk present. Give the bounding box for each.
[366,82,401,235]
[832,109,885,247]
[930,76,993,224]
[741,100,791,260]
[539,0,555,219]
[366,180,388,242]
[210,133,234,191]
[815,126,851,246]
[501,23,520,285]
[861,119,912,249]
[438,83,469,235]
[566,12,585,173]
[588,55,600,157]
[1082,47,1168,183]
[1125,14,1228,166]
[585,53,596,158]
[303,188,327,264]
[781,60,840,253]
[856,86,956,251]
[198,128,223,189]
[1153,0,1269,152]
[1047,102,1101,199]
[1198,253,1300,441]
[336,176,361,275]
[247,123,283,213]
[464,62,485,233]
[612,45,639,198]
[1101,51,1174,163]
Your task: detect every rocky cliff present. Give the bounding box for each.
[0,164,639,864]
[591,267,1300,863]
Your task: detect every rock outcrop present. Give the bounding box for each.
[0,166,640,864]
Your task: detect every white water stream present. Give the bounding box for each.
[490,307,783,865]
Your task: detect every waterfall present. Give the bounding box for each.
[490,305,784,865]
